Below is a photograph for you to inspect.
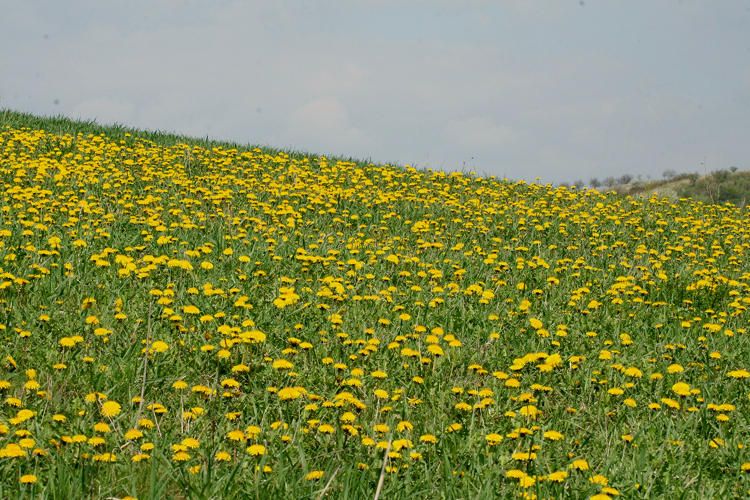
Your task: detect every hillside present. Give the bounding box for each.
[589,169,750,208]
[1,109,750,499]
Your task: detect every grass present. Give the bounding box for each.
[0,109,749,499]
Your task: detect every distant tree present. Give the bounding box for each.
[730,166,738,173]
[604,176,617,188]
[662,169,677,180]
[559,181,570,188]
[573,179,584,188]
[686,172,699,185]
[618,174,633,185]
[589,177,601,188]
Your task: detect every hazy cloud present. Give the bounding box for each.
[444,117,521,150]
[287,97,373,153]
[1,1,749,183]
[71,97,134,124]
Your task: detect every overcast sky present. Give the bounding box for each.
[2,1,749,183]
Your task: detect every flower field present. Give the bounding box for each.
[1,114,750,499]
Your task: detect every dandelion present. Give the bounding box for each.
[548,471,568,482]
[661,398,680,409]
[544,430,564,440]
[485,433,503,445]
[374,389,389,399]
[305,470,325,480]
[624,367,642,378]
[571,459,589,471]
[100,401,121,418]
[94,422,111,433]
[519,476,535,487]
[709,438,725,449]
[247,444,266,456]
[182,438,200,448]
[396,421,413,431]
[519,405,541,418]
[273,359,294,370]
[589,474,608,485]
[151,341,169,353]
[278,387,302,400]
[420,434,438,444]
[125,429,144,440]
[672,382,691,396]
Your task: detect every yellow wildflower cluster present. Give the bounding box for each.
[0,122,748,497]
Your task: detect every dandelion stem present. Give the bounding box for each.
[133,302,152,430]
[316,466,340,500]
[373,437,392,500]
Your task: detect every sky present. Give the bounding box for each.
[2,0,749,184]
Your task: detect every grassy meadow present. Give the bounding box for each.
[1,109,750,499]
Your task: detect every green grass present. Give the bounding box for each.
[0,109,384,168]
[0,109,749,499]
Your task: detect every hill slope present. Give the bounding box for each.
[0,110,749,499]
[608,169,750,208]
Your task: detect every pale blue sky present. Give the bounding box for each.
[2,1,749,183]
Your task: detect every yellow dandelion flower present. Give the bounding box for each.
[570,459,589,470]
[305,470,325,480]
[100,401,121,418]
[247,444,266,456]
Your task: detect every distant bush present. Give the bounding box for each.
[676,170,750,207]
[684,172,699,185]
[712,169,729,183]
